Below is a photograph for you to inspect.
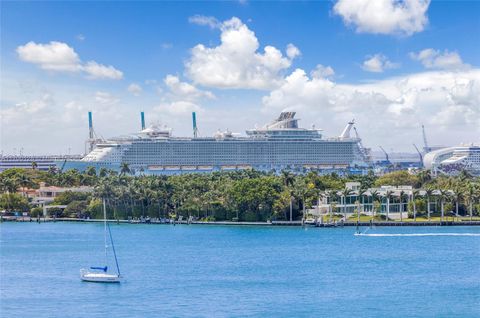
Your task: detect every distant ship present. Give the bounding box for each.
[0,155,82,172]
[59,112,371,175]
[424,144,480,176]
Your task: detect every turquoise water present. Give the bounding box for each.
[1,223,479,318]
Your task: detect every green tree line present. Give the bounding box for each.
[1,167,479,221]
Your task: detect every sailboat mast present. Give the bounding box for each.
[107,223,121,276]
[103,198,107,267]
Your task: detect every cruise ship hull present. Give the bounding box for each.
[59,139,368,175]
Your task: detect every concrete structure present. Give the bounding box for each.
[424,144,480,176]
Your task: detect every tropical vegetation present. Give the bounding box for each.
[1,167,479,222]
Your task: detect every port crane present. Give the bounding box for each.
[413,144,424,168]
[379,146,390,164]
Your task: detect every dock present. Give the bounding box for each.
[2,216,480,227]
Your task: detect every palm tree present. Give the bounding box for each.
[47,166,56,174]
[411,189,419,221]
[451,187,463,220]
[120,162,131,176]
[357,187,367,215]
[340,188,353,221]
[31,161,38,170]
[93,179,109,218]
[281,170,295,222]
[85,166,97,176]
[464,183,476,221]
[326,189,338,223]
[18,174,32,199]
[417,170,431,187]
[425,187,434,221]
[398,190,406,222]
[316,190,327,219]
[385,190,394,221]
[0,177,15,194]
[438,189,451,222]
[458,169,472,182]
[370,189,380,218]
[99,167,108,178]
[293,177,312,223]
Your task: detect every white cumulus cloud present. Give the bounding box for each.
[164,75,215,101]
[154,100,203,116]
[362,54,399,73]
[4,94,54,120]
[16,41,81,72]
[286,44,301,59]
[333,0,430,36]
[83,61,123,80]
[188,15,220,29]
[311,64,335,79]
[185,17,299,90]
[95,91,119,106]
[262,67,480,149]
[127,83,143,96]
[16,41,123,80]
[409,48,470,70]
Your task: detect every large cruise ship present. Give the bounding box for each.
[59,112,371,175]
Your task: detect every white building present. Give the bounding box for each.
[31,182,93,205]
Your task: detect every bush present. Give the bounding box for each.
[47,207,63,217]
[242,211,258,222]
[30,207,43,217]
[201,216,216,222]
[444,203,454,214]
[0,193,29,211]
[408,199,426,213]
[86,198,102,219]
[64,200,88,218]
[53,191,90,205]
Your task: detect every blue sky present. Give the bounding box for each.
[1,0,479,154]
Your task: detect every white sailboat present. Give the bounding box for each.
[80,198,122,283]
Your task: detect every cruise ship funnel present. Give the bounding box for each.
[192,112,198,138]
[88,111,93,139]
[141,111,145,130]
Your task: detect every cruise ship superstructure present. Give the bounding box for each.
[59,112,371,175]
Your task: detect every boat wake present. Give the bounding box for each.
[354,233,480,237]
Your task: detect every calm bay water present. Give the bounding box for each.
[1,222,479,318]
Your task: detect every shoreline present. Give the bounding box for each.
[3,217,480,227]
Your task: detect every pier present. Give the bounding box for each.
[3,216,480,227]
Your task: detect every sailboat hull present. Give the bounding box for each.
[80,270,122,283]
